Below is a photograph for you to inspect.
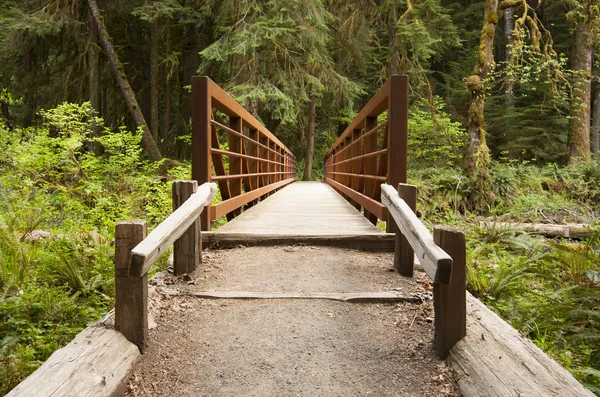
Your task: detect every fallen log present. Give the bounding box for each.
[5,312,139,397]
[450,293,594,397]
[481,222,593,239]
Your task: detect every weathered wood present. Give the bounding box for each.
[363,116,379,225]
[5,325,139,397]
[381,183,452,283]
[395,183,417,277]
[209,178,295,219]
[130,182,217,277]
[172,181,200,275]
[203,232,395,251]
[480,221,593,239]
[433,226,466,359]
[183,291,420,303]
[191,76,212,231]
[115,220,148,352]
[216,182,384,237]
[451,293,595,397]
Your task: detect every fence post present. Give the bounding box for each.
[192,76,212,231]
[115,220,148,353]
[395,183,417,277]
[386,74,408,233]
[433,226,466,359]
[172,180,201,275]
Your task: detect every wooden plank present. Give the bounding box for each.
[381,183,452,284]
[5,325,140,397]
[115,220,148,352]
[351,129,362,210]
[395,183,417,277]
[451,293,595,397]
[191,76,212,231]
[433,226,466,359]
[326,179,386,220]
[184,291,420,303]
[209,178,295,219]
[130,182,217,277]
[215,182,383,237]
[203,232,395,251]
[172,181,200,276]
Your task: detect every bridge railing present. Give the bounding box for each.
[381,183,466,359]
[192,76,296,230]
[114,181,217,352]
[324,74,408,233]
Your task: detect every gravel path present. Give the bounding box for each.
[124,246,459,397]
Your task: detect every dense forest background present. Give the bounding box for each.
[0,0,598,176]
[0,0,599,395]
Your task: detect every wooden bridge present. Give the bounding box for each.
[6,76,593,397]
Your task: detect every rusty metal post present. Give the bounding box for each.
[387,75,409,233]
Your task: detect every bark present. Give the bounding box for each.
[162,28,171,147]
[591,76,599,156]
[148,0,160,146]
[87,0,162,162]
[567,22,592,163]
[465,0,498,209]
[88,10,100,115]
[503,6,515,108]
[302,100,316,181]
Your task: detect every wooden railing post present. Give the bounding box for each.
[387,74,408,233]
[115,220,148,352]
[192,76,212,231]
[433,226,467,359]
[395,183,417,277]
[172,180,201,275]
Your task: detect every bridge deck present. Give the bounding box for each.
[215,181,381,235]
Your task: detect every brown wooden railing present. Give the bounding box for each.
[192,76,297,230]
[324,75,408,232]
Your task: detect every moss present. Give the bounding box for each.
[499,0,521,9]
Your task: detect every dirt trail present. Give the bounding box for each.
[124,246,459,397]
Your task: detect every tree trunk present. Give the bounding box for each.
[302,100,316,181]
[465,0,498,209]
[162,27,171,149]
[503,6,514,108]
[148,0,160,146]
[87,0,162,162]
[88,10,100,115]
[567,21,592,163]
[592,82,600,155]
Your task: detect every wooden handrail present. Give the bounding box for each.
[192,76,297,230]
[380,182,466,359]
[115,181,216,351]
[129,182,217,277]
[323,75,408,232]
[381,183,451,283]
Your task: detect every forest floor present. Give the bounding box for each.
[123,246,459,397]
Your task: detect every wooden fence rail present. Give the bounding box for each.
[192,76,296,230]
[381,183,466,359]
[115,181,217,352]
[324,74,408,233]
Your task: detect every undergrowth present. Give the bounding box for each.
[0,103,185,394]
[409,160,600,394]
